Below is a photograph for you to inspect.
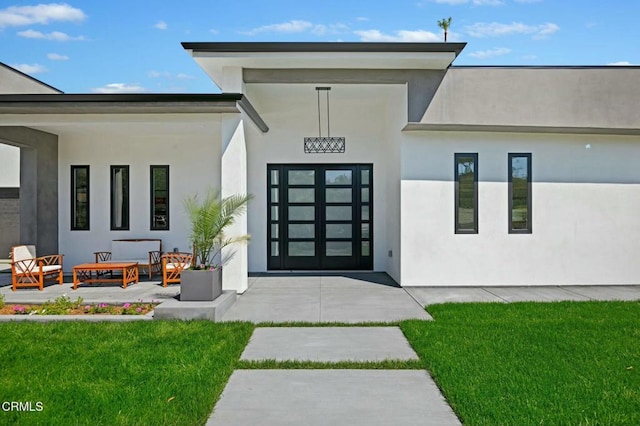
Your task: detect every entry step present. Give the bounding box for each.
[240,327,419,362]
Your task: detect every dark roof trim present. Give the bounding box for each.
[0,61,63,93]
[0,93,269,133]
[0,187,19,199]
[451,65,640,69]
[182,42,466,57]
[237,96,268,132]
[403,123,640,136]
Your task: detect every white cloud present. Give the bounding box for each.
[466,21,559,39]
[607,61,635,66]
[311,23,349,35]
[514,0,542,3]
[210,28,219,34]
[91,83,146,94]
[47,52,68,60]
[18,29,85,41]
[468,47,511,59]
[10,63,47,74]
[243,20,312,35]
[154,21,167,30]
[355,29,440,42]
[522,54,537,60]
[242,20,349,36]
[356,17,369,22]
[0,3,86,28]
[148,71,195,80]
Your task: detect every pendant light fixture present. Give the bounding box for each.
[304,87,345,153]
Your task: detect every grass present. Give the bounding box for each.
[401,301,640,426]
[2,301,638,425]
[0,321,254,426]
[238,359,423,370]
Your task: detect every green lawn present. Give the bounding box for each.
[401,301,640,426]
[0,321,253,426]
[2,302,638,425]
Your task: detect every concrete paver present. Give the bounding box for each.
[207,370,461,426]
[564,285,640,301]
[240,327,419,362]
[487,286,592,302]
[321,287,431,322]
[406,287,504,305]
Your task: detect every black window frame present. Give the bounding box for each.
[110,165,130,231]
[454,153,479,234]
[508,153,532,234]
[70,165,90,231]
[150,165,170,231]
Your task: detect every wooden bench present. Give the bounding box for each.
[94,239,162,280]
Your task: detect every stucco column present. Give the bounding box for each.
[221,114,249,293]
[0,126,58,256]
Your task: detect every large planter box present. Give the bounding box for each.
[180,269,222,301]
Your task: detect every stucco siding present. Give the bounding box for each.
[245,83,405,273]
[0,64,60,94]
[420,67,640,131]
[56,114,222,270]
[400,131,640,286]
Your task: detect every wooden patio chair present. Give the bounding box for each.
[10,245,64,291]
[161,252,193,287]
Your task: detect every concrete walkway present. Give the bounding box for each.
[208,327,461,426]
[406,285,640,305]
[221,273,432,323]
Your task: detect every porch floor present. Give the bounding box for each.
[220,272,432,323]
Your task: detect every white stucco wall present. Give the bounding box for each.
[244,83,405,273]
[400,131,640,286]
[0,144,19,187]
[54,114,222,270]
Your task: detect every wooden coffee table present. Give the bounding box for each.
[73,262,139,289]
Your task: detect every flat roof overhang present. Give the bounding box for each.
[0,93,268,132]
[182,42,466,88]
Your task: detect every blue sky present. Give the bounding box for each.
[1,1,639,93]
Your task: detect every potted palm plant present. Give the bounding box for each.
[180,189,252,301]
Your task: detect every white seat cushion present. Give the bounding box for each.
[165,263,191,271]
[41,265,62,273]
[13,245,36,263]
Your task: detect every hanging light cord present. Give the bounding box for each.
[317,89,322,137]
[326,90,331,137]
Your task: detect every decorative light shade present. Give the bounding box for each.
[304,87,345,154]
[304,136,346,154]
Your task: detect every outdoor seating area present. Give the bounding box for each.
[8,240,193,291]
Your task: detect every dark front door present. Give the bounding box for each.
[267,164,373,270]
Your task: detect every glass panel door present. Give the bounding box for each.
[268,164,372,270]
[283,166,319,269]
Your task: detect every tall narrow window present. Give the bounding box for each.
[71,165,89,230]
[150,165,169,230]
[455,153,478,234]
[509,153,532,233]
[110,165,129,230]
